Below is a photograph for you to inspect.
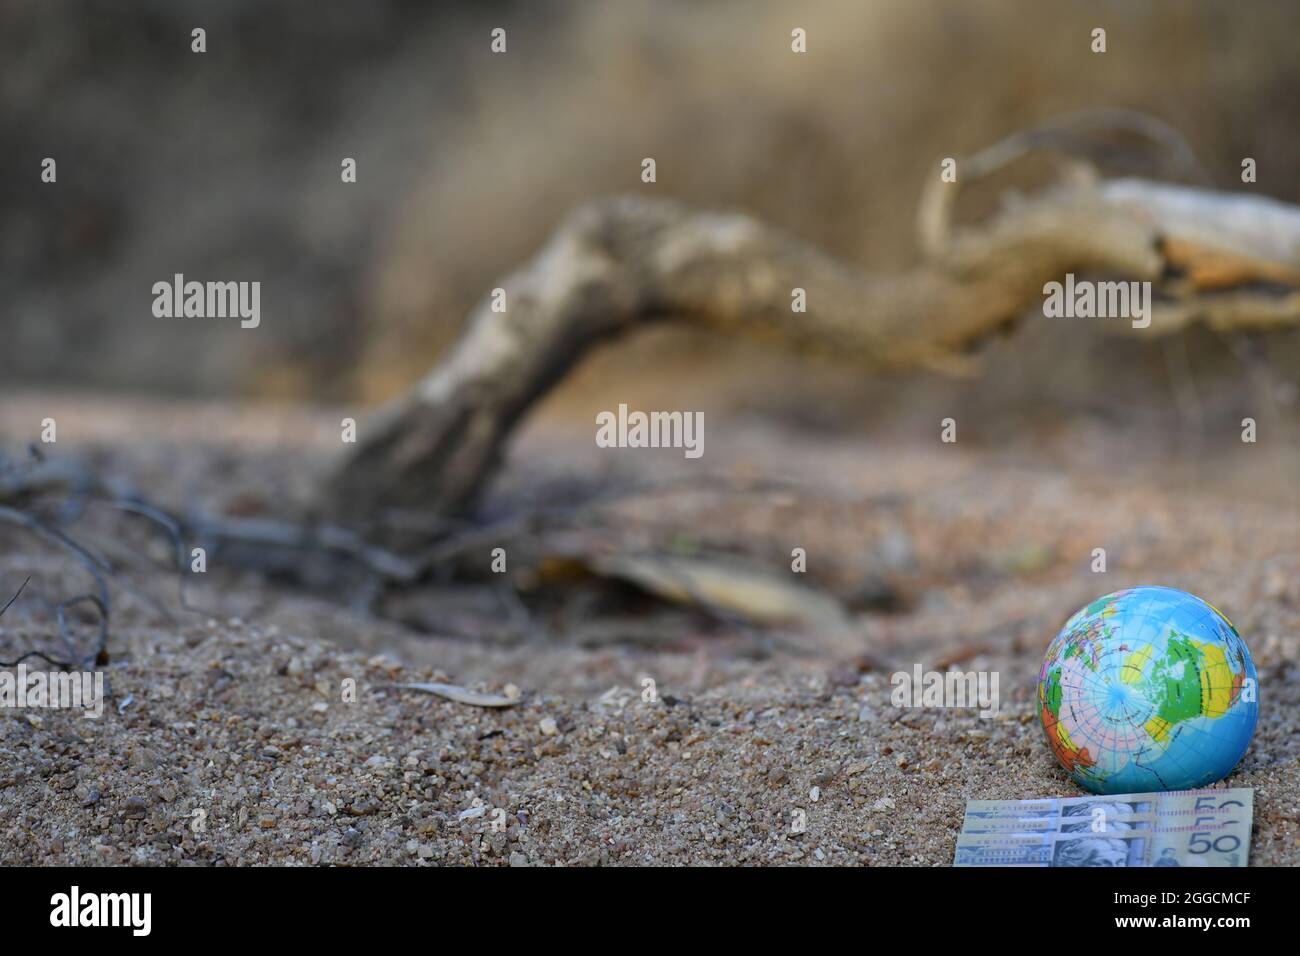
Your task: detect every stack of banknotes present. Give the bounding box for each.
[954,788,1253,866]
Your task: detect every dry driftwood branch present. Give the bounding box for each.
[324,150,1300,544]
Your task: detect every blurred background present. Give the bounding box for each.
[4,4,1299,870]
[4,0,1300,453]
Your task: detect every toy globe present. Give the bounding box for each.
[1038,586,1258,794]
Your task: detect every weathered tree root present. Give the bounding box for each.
[323,173,1300,547]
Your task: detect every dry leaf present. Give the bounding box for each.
[589,553,846,628]
[399,682,521,708]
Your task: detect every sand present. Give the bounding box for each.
[0,395,1297,865]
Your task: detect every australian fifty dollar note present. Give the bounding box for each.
[953,788,1253,867]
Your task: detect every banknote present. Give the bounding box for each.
[953,788,1253,866]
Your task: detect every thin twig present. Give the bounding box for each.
[108,499,196,612]
[0,575,30,619]
[0,506,111,613]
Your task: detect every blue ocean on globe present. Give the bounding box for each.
[1038,586,1258,794]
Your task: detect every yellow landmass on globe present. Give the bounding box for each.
[1121,645,1153,685]
[1145,714,1173,743]
[1191,639,1238,718]
[1053,718,1078,753]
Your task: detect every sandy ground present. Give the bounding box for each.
[0,394,1297,865]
